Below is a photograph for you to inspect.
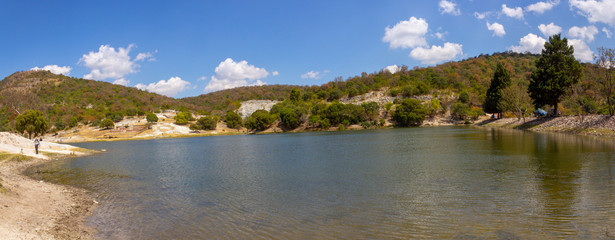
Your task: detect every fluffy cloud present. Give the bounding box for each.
[568,25,599,42]
[604,28,613,38]
[473,12,489,19]
[502,4,524,19]
[113,78,130,86]
[510,33,546,54]
[30,65,71,75]
[526,0,559,14]
[204,58,269,93]
[409,42,463,65]
[79,44,154,83]
[382,17,429,49]
[384,65,400,74]
[272,71,280,76]
[538,22,562,37]
[136,77,191,97]
[486,22,506,37]
[570,0,615,26]
[568,39,594,62]
[301,70,330,79]
[439,0,460,16]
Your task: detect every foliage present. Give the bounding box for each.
[324,102,365,125]
[14,110,48,139]
[458,90,470,104]
[174,112,193,125]
[361,102,379,121]
[244,110,276,131]
[289,87,301,103]
[0,107,11,131]
[100,118,115,129]
[224,111,243,129]
[106,111,124,123]
[595,47,615,115]
[426,98,442,117]
[483,63,511,114]
[451,102,470,120]
[146,112,158,123]
[196,116,217,130]
[392,98,427,126]
[528,34,583,115]
[502,83,533,121]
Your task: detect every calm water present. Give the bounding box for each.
[28,127,615,239]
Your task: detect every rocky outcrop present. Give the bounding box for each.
[237,100,279,118]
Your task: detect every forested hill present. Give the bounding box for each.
[1,52,564,131]
[0,70,196,131]
[186,52,541,112]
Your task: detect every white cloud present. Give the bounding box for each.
[568,25,599,42]
[79,44,154,83]
[526,0,559,14]
[272,71,279,76]
[385,65,400,74]
[30,65,72,75]
[510,33,546,54]
[204,58,269,93]
[409,42,463,65]
[301,70,330,79]
[473,11,489,19]
[136,77,191,97]
[434,32,446,40]
[135,52,155,62]
[570,0,615,26]
[197,76,207,81]
[502,4,524,19]
[568,39,594,62]
[538,22,562,37]
[604,27,613,38]
[382,17,429,49]
[486,22,506,37]
[439,0,461,16]
[112,78,130,86]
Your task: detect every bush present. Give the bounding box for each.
[106,111,124,122]
[245,110,276,131]
[392,98,427,127]
[451,102,470,120]
[100,118,115,129]
[197,116,217,130]
[174,112,193,125]
[146,112,158,123]
[224,111,243,129]
[325,102,365,125]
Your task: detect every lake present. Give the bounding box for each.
[28,127,615,239]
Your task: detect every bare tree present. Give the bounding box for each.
[502,83,532,122]
[595,47,615,116]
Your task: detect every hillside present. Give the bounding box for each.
[0,71,197,131]
[1,51,606,134]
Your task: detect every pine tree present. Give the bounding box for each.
[483,63,511,117]
[528,34,583,116]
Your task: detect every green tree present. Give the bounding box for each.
[174,112,193,125]
[224,111,243,129]
[502,83,533,122]
[458,90,470,104]
[529,34,583,115]
[361,102,379,121]
[483,63,511,117]
[100,118,115,130]
[197,116,217,130]
[595,47,615,116]
[146,112,158,123]
[14,110,49,139]
[289,87,301,103]
[244,110,275,131]
[392,98,427,126]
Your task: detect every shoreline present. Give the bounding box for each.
[475,115,615,139]
[0,136,97,239]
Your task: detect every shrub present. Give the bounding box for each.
[224,111,243,129]
[392,98,427,126]
[100,118,115,129]
[197,116,217,130]
[146,112,158,123]
[245,110,276,131]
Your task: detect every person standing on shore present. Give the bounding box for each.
[34,138,39,154]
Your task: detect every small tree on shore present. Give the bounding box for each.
[224,111,243,129]
[14,110,48,139]
[392,98,427,126]
[146,112,158,123]
[595,47,615,116]
[484,63,511,118]
[100,118,115,130]
[528,34,583,116]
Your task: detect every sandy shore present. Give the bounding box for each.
[0,132,97,239]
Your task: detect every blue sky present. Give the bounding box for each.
[1,0,614,98]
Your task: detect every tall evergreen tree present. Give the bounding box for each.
[483,63,511,117]
[528,34,583,115]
